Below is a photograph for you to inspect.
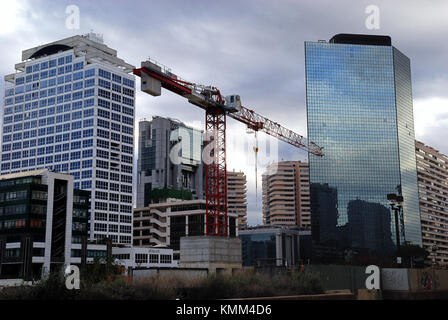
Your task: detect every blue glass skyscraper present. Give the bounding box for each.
[305,34,421,257]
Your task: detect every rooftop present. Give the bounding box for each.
[6,33,134,82]
[329,33,392,46]
[0,169,48,181]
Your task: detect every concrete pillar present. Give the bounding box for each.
[64,177,74,270]
[21,235,33,281]
[43,175,54,273]
[106,237,112,274]
[276,233,282,266]
[0,236,5,276]
[81,235,88,270]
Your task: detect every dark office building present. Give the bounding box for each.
[305,34,422,258]
[239,226,309,267]
[0,169,93,280]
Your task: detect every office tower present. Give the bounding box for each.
[1,34,136,245]
[136,116,204,207]
[0,169,102,280]
[416,140,448,265]
[306,34,422,257]
[227,170,248,228]
[262,161,311,228]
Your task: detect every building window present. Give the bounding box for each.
[135,253,148,264]
[160,255,172,264]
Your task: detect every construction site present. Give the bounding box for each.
[133,58,324,272]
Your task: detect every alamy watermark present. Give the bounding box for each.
[365,5,380,30]
[169,121,280,174]
[365,265,380,290]
[65,5,80,30]
[65,265,80,290]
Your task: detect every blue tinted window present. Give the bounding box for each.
[85,69,95,77]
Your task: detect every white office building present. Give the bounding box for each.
[1,33,136,245]
[112,246,178,269]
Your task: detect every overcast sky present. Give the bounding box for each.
[1,0,447,225]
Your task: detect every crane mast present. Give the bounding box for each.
[134,59,324,237]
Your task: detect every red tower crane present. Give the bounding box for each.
[133,60,324,237]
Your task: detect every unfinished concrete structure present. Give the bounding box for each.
[179,236,242,273]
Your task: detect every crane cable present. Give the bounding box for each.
[254,131,259,208]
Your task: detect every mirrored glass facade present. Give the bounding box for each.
[240,233,277,267]
[170,126,203,164]
[305,37,422,256]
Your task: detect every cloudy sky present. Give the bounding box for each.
[1,0,447,225]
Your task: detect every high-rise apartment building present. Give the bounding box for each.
[416,140,448,265]
[136,116,204,207]
[227,170,247,228]
[1,34,136,244]
[262,161,311,228]
[306,34,422,257]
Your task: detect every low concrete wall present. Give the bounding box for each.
[304,264,366,291]
[408,268,448,292]
[304,265,448,293]
[303,265,448,297]
[382,290,448,300]
[224,292,355,300]
[381,268,410,291]
[357,289,382,300]
[0,279,33,287]
[132,268,208,281]
[128,264,448,300]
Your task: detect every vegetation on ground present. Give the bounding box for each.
[0,267,323,300]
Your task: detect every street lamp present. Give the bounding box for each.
[387,193,404,265]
